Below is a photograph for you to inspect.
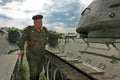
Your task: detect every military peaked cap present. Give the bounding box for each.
[32,15,43,20]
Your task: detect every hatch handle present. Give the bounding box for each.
[81,8,91,16]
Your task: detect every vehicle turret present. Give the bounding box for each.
[76,0,120,38]
[0,29,20,55]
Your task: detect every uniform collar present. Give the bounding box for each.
[34,26,43,32]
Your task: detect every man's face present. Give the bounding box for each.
[34,19,42,28]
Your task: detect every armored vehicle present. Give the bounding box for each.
[0,29,21,80]
[44,0,120,80]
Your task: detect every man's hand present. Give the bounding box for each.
[18,50,24,56]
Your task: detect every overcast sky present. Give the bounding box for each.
[0,0,93,33]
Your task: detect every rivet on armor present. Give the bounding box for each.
[108,12,115,18]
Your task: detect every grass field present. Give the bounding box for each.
[19,52,45,80]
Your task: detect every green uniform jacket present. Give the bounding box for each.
[19,25,49,59]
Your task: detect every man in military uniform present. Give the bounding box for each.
[18,14,49,80]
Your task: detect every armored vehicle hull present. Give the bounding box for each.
[45,36,120,80]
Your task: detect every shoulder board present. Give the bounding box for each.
[26,25,32,29]
[24,25,32,30]
[42,26,47,31]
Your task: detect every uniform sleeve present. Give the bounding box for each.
[18,28,29,50]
